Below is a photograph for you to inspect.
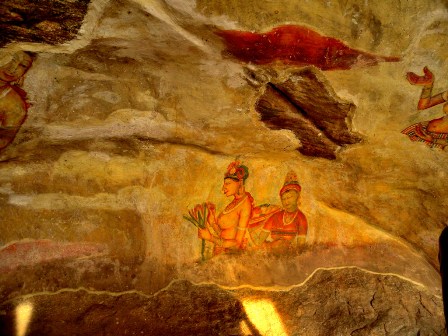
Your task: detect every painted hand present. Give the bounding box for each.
[406,66,434,86]
[206,202,216,221]
[198,227,212,241]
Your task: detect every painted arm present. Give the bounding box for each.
[198,203,221,242]
[206,202,220,236]
[296,212,308,246]
[234,201,251,247]
[250,229,270,246]
[407,66,447,110]
[0,98,27,150]
[212,200,251,249]
[297,212,308,236]
[416,89,446,110]
[250,214,275,246]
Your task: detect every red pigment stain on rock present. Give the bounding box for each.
[0,239,107,272]
[216,25,400,70]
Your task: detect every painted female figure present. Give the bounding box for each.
[0,51,35,152]
[402,66,448,148]
[198,161,254,256]
[250,171,307,252]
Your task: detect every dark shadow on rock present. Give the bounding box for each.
[440,226,448,330]
[255,67,362,159]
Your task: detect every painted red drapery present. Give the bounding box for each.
[216,25,400,70]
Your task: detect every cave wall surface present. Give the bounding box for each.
[1,0,448,334]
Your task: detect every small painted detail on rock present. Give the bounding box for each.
[255,67,362,159]
[188,161,308,260]
[0,51,35,153]
[0,239,108,272]
[402,66,448,149]
[216,25,400,70]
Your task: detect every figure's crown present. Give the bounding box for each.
[280,170,301,195]
[284,170,299,186]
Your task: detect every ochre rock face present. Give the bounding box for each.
[1,0,448,334]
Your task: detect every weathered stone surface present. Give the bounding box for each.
[0,268,444,336]
[0,0,90,47]
[0,280,245,336]
[0,255,138,303]
[236,267,446,336]
[0,205,146,263]
[178,242,441,294]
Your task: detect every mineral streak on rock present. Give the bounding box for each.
[216,25,400,70]
[0,0,91,47]
[0,267,444,336]
[256,67,362,159]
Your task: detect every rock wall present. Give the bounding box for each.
[0,0,447,334]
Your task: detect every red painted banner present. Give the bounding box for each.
[216,25,400,70]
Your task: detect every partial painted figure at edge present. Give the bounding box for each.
[0,50,35,152]
[402,67,448,148]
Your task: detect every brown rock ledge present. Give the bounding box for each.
[0,267,444,335]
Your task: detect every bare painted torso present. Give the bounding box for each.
[428,117,448,133]
[427,103,448,132]
[217,196,252,240]
[0,87,27,149]
[0,87,27,125]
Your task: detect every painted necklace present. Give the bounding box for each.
[222,194,247,214]
[283,210,299,226]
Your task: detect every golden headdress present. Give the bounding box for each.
[279,170,301,196]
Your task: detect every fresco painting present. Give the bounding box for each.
[250,170,308,252]
[402,66,448,149]
[183,202,209,261]
[0,50,34,152]
[188,162,308,259]
[195,161,254,256]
